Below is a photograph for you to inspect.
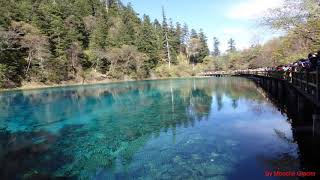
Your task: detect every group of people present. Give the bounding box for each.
[270,51,320,72]
[203,51,320,76]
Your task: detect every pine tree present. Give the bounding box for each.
[153,18,165,62]
[120,3,140,46]
[162,7,171,68]
[181,23,189,55]
[182,23,189,44]
[175,22,183,53]
[137,15,160,70]
[167,19,178,64]
[227,38,236,53]
[0,0,214,88]
[162,7,168,32]
[213,37,220,56]
[198,29,209,61]
[190,29,198,39]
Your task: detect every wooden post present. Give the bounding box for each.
[306,70,309,93]
[300,72,303,89]
[297,95,301,113]
[292,72,295,85]
[317,67,320,102]
[275,78,278,95]
[313,114,320,136]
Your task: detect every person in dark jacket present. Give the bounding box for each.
[308,53,318,71]
[316,51,320,67]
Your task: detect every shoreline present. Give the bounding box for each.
[0,76,203,93]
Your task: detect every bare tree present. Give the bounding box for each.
[8,21,49,76]
[67,42,82,75]
[83,15,97,33]
[0,28,23,52]
[262,0,320,43]
[165,32,171,68]
[107,45,148,79]
[188,38,203,70]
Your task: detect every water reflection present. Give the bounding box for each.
[0,77,311,179]
[254,79,320,176]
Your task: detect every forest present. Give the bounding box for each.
[0,0,319,89]
[0,0,211,88]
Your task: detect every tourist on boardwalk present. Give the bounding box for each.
[308,53,318,71]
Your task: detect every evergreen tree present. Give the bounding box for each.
[137,15,160,70]
[153,18,165,62]
[190,29,198,39]
[161,7,168,32]
[175,22,183,53]
[0,0,213,88]
[227,38,236,53]
[167,19,178,64]
[162,7,171,68]
[182,23,189,44]
[213,37,220,56]
[181,23,189,55]
[198,29,209,61]
[119,3,140,46]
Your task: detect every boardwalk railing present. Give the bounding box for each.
[235,69,320,101]
[199,68,320,105]
[198,71,230,76]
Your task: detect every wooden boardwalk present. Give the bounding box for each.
[199,69,320,107]
[198,71,231,77]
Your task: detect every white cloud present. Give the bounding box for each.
[228,0,284,20]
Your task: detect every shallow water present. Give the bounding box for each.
[0,77,303,179]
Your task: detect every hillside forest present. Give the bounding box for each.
[0,0,319,89]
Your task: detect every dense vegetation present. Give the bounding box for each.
[1,0,319,89]
[209,0,320,71]
[0,0,210,88]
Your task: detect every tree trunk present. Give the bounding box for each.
[26,52,32,75]
[170,80,174,113]
[165,32,171,69]
[71,52,77,74]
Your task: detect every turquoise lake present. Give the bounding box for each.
[0,77,301,179]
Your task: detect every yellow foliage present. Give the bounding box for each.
[155,54,205,77]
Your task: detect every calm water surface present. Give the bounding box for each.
[0,77,301,179]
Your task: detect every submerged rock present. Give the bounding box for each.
[210,152,220,158]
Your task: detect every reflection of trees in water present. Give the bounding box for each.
[252,129,299,175]
[211,78,266,112]
[0,77,269,178]
[255,127,300,173]
[257,153,300,172]
[232,99,238,109]
[274,129,295,144]
[188,88,212,121]
[213,78,264,101]
[216,93,224,111]
[0,80,215,178]
[250,102,264,115]
[254,80,320,173]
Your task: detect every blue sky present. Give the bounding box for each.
[121,0,284,52]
